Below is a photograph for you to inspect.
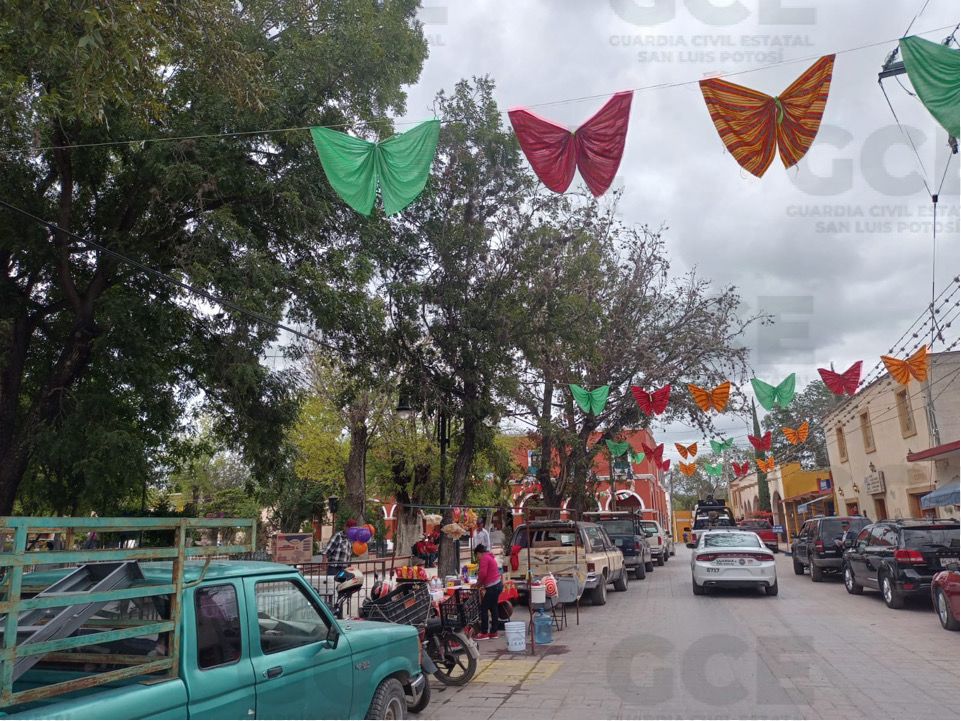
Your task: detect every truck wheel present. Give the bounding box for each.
[634,563,646,580]
[591,576,608,605]
[656,553,664,567]
[810,563,824,583]
[406,677,431,714]
[645,561,655,572]
[792,557,804,575]
[613,568,629,592]
[765,580,779,596]
[662,552,668,564]
[366,678,407,720]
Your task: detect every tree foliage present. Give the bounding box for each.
[0,0,427,513]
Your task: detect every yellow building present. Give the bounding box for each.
[771,462,835,538]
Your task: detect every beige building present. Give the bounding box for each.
[824,351,960,521]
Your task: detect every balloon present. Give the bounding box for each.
[352,541,368,556]
[364,524,376,537]
[346,527,360,542]
[355,528,372,543]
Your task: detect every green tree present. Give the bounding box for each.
[761,379,836,469]
[0,0,427,513]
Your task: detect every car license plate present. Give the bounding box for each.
[941,557,959,568]
[716,558,754,566]
[706,567,720,573]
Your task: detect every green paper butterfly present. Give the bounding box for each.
[704,463,724,477]
[605,439,631,457]
[310,120,440,216]
[751,374,797,411]
[632,452,646,463]
[569,384,610,415]
[710,438,734,454]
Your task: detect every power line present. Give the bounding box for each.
[0,24,955,156]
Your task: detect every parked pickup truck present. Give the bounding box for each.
[509,520,628,606]
[738,518,779,553]
[582,512,653,579]
[0,516,426,720]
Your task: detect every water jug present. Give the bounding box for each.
[533,608,553,645]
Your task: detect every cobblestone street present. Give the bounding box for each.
[417,547,960,720]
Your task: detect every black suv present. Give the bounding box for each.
[582,512,654,578]
[791,516,871,582]
[842,519,960,609]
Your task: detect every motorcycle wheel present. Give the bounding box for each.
[430,630,477,686]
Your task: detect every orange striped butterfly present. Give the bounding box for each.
[782,421,810,445]
[732,461,750,478]
[881,346,928,385]
[687,381,731,413]
[679,462,697,476]
[699,55,835,177]
[756,456,776,473]
[675,442,698,459]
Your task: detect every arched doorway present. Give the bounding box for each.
[614,490,644,511]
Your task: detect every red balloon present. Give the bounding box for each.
[352,541,368,556]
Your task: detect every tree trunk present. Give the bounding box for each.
[537,379,560,508]
[344,411,368,521]
[438,396,481,576]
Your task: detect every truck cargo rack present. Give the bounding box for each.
[0,516,256,709]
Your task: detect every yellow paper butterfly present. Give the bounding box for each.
[881,346,928,385]
[687,381,731,413]
[675,442,698,459]
[782,421,810,445]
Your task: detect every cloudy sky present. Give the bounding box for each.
[395,0,961,452]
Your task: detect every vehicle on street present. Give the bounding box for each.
[0,516,427,720]
[687,497,737,548]
[791,515,872,581]
[639,520,670,566]
[842,519,961,609]
[691,529,778,596]
[582,511,654,578]
[509,520,628,606]
[932,568,960,631]
[738,516,779,553]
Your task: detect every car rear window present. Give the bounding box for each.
[599,520,635,535]
[740,521,772,530]
[640,522,659,533]
[902,527,960,550]
[819,518,870,539]
[511,528,579,548]
[693,517,735,529]
[704,533,762,548]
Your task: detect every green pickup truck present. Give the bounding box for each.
[0,517,427,719]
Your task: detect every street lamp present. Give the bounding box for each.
[395,395,415,421]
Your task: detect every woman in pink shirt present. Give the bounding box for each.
[474,544,502,640]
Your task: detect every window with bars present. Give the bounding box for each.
[895,389,917,438]
[835,425,848,462]
[859,411,876,454]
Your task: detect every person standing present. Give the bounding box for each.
[474,544,503,640]
[323,520,354,576]
[473,518,491,554]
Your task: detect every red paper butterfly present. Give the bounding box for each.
[508,91,633,197]
[748,431,772,453]
[641,443,665,466]
[659,458,671,472]
[631,384,671,416]
[732,461,750,478]
[818,361,862,396]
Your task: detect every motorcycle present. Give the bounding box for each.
[331,569,365,619]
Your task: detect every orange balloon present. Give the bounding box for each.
[365,524,376,536]
[352,541,368,556]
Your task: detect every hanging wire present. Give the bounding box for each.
[0,24,955,156]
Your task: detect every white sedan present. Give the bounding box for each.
[691,529,778,596]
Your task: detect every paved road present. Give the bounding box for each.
[416,546,959,719]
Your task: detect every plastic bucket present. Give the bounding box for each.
[530,584,546,605]
[504,621,527,652]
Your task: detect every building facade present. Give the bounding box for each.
[729,462,833,539]
[824,351,960,521]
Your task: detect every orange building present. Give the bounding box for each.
[504,429,670,527]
